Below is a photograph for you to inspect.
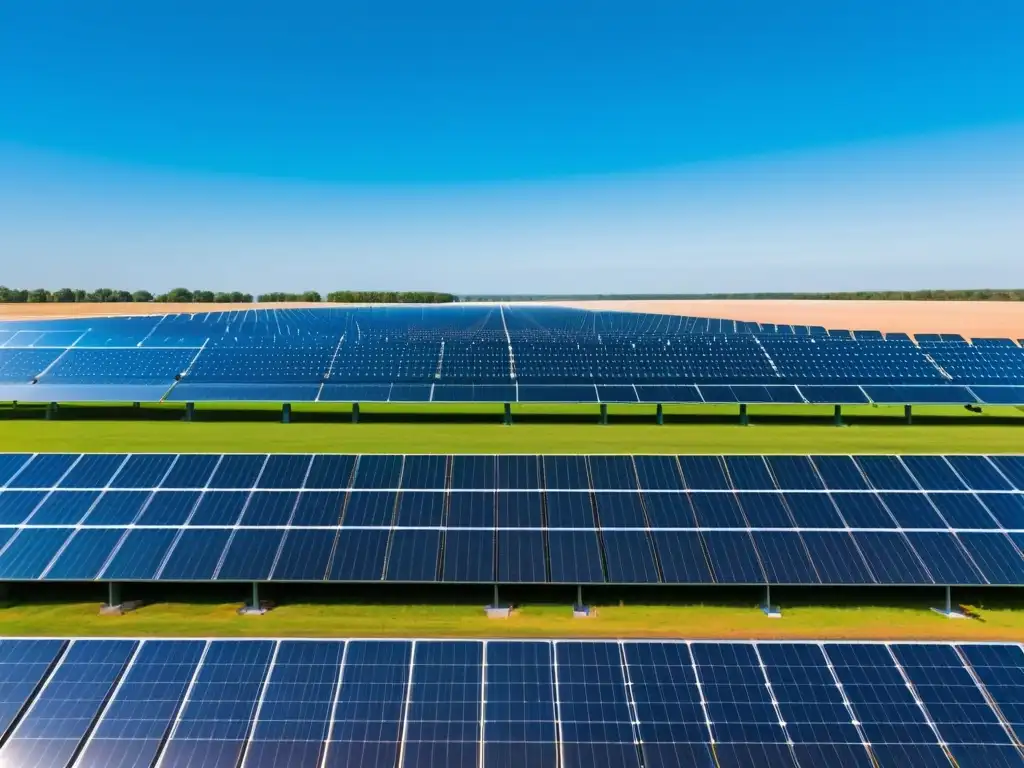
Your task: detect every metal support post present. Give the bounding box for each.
[132,401,141,410]
[108,582,121,609]
[599,403,608,425]
[352,402,360,424]
[739,403,749,426]
[833,404,843,427]
[656,403,664,425]
[184,402,195,422]
[252,581,259,610]
[493,583,500,607]
[577,585,583,607]
[45,402,58,420]
[281,403,291,424]
[904,404,913,425]
[503,402,512,426]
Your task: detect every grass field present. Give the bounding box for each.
[1,418,1023,454]
[2,600,1022,641]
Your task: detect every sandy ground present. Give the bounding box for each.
[2,299,1023,339]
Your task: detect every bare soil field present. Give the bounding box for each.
[2,298,1023,338]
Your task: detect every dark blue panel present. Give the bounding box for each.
[108,453,176,488]
[82,490,151,525]
[903,533,985,584]
[497,491,543,527]
[634,384,703,403]
[855,456,919,491]
[902,456,967,490]
[690,493,746,528]
[603,530,659,583]
[8,454,78,488]
[244,640,345,768]
[448,492,496,527]
[800,385,870,404]
[851,533,933,584]
[239,492,299,526]
[58,454,127,488]
[0,639,137,768]
[256,454,312,489]
[701,531,765,583]
[388,383,432,402]
[320,382,393,402]
[723,456,775,490]
[443,529,494,581]
[831,493,898,528]
[26,490,100,524]
[159,529,232,580]
[75,639,206,768]
[135,490,200,525]
[497,530,546,582]
[633,456,685,491]
[594,492,647,528]
[739,493,794,528]
[556,642,639,768]
[624,643,714,766]
[484,641,557,768]
[169,382,321,401]
[216,529,283,580]
[451,455,496,490]
[597,385,639,403]
[401,455,448,489]
[403,642,481,768]
[651,531,714,583]
[801,532,876,584]
[329,528,390,581]
[958,645,1024,742]
[548,530,604,583]
[304,455,357,489]
[752,531,819,583]
[783,493,846,528]
[352,455,403,489]
[642,493,696,528]
[103,528,179,580]
[863,385,975,404]
[342,491,397,526]
[0,639,66,741]
[0,454,31,487]
[290,491,345,526]
[496,455,540,490]
[323,640,410,768]
[385,530,440,581]
[956,534,1024,585]
[589,456,639,490]
[811,456,870,490]
[678,456,730,490]
[691,643,790,746]
[519,384,597,403]
[990,456,1024,491]
[892,644,1017,748]
[159,454,220,488]
[0,491,46,524]
[188,491,249,526]
[395,491,445,527]
[543,456,590,490]
[546,492,595,528]
[945,456,1015,491]
[879,493,947,528]
[44,528,124,580]
[928,493,1000,529]
[977,494,1024,529]
[207,454,266,489]
[159,640,275,768]
[272,529,335,580]
[758,643,865,747]
[433,384,517,402]
[0,528,73,579]
[972,386,1024,405]
[765,456,825,490]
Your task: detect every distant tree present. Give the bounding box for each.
[27,288,50,303]
[192,290,216,302]
[53,288,76,303]
[74,289,88,302]
[213,292,232,302]
[230,291,252,303]
[132,290,153,302]
[114,290,134,302]
[159,287,194,302]
[302,290,322,302]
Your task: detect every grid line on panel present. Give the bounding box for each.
[397,639,418,768]
[235,639,281,768]
[151,640,211,768]
[551,641,565,768]
[152,458,222,578]
[617,641,646,764]
[750,645,798,754]
[883,645,953,753]
[951,645,1024,754]
[0,453,37,490]
[685,642,716,746]
[317,640,350,768]
[816,644,879,760]
[0,638,72,749]
[479,640,487,768]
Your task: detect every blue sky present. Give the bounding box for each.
[1,1,1023,293]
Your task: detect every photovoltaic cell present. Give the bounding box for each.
[272,529,335,580]
[958,644,1024,742]
[546,492,595,528]
[57,453,126,488]
[447,492,495,527]
[188,491,249,526]
[102,528,179,580]
[216,529,283,580]
[851,533,933,584]
[290,491,345,526]
[238,492,299,526]
[304,455,356,489]
[0,491,46,524]
[800,532,876,584]
[955,533,1024,585]
[159,454,219,489]
[208,454,267,489]
[342,492,396,526]
[765,456,825,490]
[944,456,1014,491]
[633,456,684,491]
[497,492,543,527]
[602,530,659,583]
[0,638,66,741]
[443,529,495,582]
[543,456,590,490]
[783,493,846,528]
[739,493,795,528]
[352,455,403,489]
[0,528,73,579]
[495,456,539,490]
[496,530,546,582]
[401,455,448,490]
[751,531,819,583]
[642,493,696,528]
[136,491,199,525]
[855,456,919,491]
[811,456,870,490]
[678,456,730,490]
[451,455,496,490]
[0,454,31,487]
[651,531,715,583]
[256,454,312,489]
[589,456,639,490]
[8,454,79,488]
[594,492,647,528]
[724,456,776,490]
[690,493,746,528]
[27,490,100,524]
[547,530,604,583]
[976,494,1024,529]
[928,493,999,529]
[44,528,124,580]
[159,529,232,580]
[385,530,440,581]
[901,456,967,491]
[108,453,176,488]
[484,641,557,768]
[82,490,151,525]
[330,528,390,581]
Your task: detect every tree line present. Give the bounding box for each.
[463,289,1024,301]
[0,287,456,304]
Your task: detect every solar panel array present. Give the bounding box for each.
[2,305,1023,404]
[2,453,1022,585]
[0,638,1020,768]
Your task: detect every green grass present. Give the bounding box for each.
[2,601,1022,641]
[2,418,1024,453]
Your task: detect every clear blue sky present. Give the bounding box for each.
[1,1,1023,293]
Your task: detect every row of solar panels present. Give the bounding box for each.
[0,638,1021,768]
[4,452,1024,493]
[1,521,1022,584]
